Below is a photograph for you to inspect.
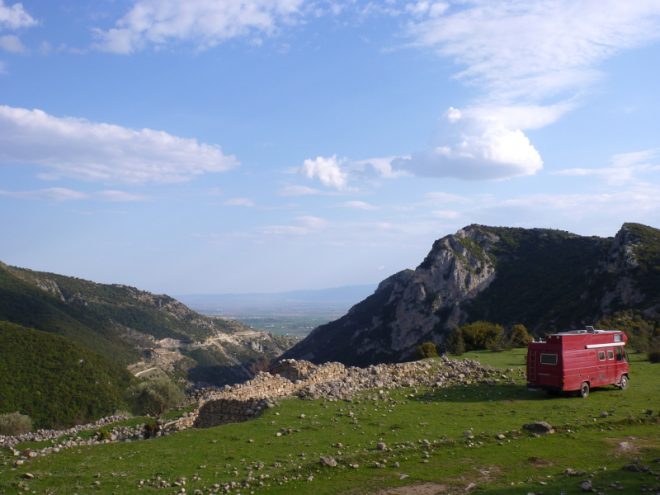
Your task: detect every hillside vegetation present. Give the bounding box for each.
[0,321,133,428]
[1,350,657,494]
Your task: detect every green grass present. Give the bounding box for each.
[1,350,658,494]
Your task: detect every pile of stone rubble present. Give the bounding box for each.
[194,357,519,427]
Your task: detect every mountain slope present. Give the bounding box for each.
[283,223,660,366]
[0,263,293,385]
[0,321,133,428]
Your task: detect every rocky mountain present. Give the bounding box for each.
[282,223,660,366]
[0,262,294,386]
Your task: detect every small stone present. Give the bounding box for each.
[320,456,337,467]
[580,480,593,491]
[399,474,409,480]
[600,411,609,418]
[376,442,387,451]
[22,473,34,480]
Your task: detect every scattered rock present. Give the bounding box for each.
[522,421,555,435]
[320,456,337,468]
[580,480,593,491]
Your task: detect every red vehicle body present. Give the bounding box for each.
[526,327,629,398]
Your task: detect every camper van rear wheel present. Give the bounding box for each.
[580,382,590,398]
[619,375,629,390]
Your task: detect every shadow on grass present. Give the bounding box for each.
[478,460,658,494]
[412,383,588,403]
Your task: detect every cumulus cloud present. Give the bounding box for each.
[0,105,238,184]
[0,187,146,202]
[393,106,543,179]
[0,0,36,30]
[301,155,348,190]
[94,0,304,53]
[392,1,660,180]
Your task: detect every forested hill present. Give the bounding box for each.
[0,262,293,386]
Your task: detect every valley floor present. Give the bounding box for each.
[1,350,658,494]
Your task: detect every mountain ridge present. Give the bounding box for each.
[282,222,660,366]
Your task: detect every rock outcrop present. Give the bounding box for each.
[283,223,660,366]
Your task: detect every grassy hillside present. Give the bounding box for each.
[0,322,133,428]
[1,349,657,494]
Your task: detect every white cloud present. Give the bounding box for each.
[0,105,238,184]
[0,34,25,53]
[391,1,660,181]
[95,0,304,54]
[351,156,409,179]
[301,155,348,190]
[278,184,324,197]
[224,197,255,207]
[432,209,460,219]
[407,1,660,102]
[555,149,660,185]
[261,215,327,236]
[339,200,378,210]
[0,0,36,30]
[0,187,146,202]
[394,106,543,179]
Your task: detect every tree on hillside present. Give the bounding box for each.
[416,341,439,359]
[507,324,532,348]
[445,327,465,355]
[460,321,504,351]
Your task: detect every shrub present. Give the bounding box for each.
[126,377,185,416]
[507,324,532,348]
[416,341,439,359]
[460,321,504,351]
[445,328,465,355]
[0,412,32,435]
[649,339,660,363]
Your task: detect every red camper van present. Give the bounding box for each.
[526,327,629,397]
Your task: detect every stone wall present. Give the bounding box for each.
[192,357,517,428]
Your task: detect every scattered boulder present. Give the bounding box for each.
[522,421,555,435]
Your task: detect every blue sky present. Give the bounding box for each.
[1,0,659,294]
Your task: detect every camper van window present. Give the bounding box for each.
[614,334,622,342]
[540,353,558,365]
[607,350,614,360]
[617,347,624,361]
[598,351,605,361]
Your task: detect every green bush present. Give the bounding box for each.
[460,321,504,351]
[126,377,185,416]
[507,324,532,348]
[416,341,439,359]
[649,339,660,363]
[445,328,465,355]
[0,412,32,435]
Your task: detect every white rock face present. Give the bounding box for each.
[283,225,500,365]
